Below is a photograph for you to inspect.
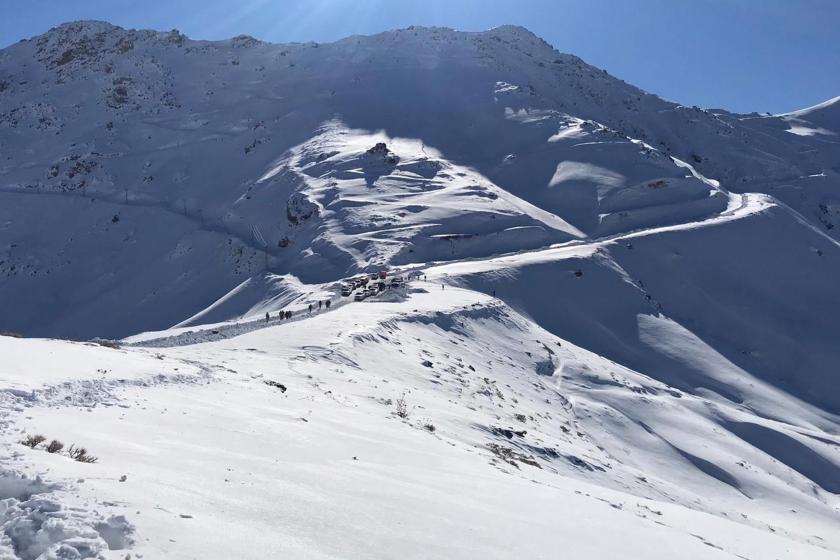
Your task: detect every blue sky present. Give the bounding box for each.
[2,0,838,113]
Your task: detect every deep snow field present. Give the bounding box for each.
[3,282,840,559]
[2,20,840,560]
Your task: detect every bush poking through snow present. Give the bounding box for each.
[20,434,46,448]
[395,394,409,418]
[487,443,541,469]
[21,435,100,462]
[423,422,436,432]
[264,380,287,392]
[68,444,99,464]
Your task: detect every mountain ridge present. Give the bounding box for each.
[0,21,838,340]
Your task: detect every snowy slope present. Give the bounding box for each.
[2,279,840,558]
[1,20,840,559]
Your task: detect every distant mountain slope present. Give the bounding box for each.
[0,21,838,338]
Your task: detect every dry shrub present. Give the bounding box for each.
[395,394,409,419]
[20,434,46,448]
[68,444,98,463]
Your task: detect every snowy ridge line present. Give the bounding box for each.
[669,155,722,190]
[777,95,840,118]
[124,285,409,348]
[603,191,770,240]
[773,197,840,249]
[125,277,467,349]
[125,302,347,348]
[421,192,770,278]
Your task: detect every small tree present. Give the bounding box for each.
[46,440,64,454]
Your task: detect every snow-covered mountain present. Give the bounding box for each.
[1,21,839,559]
[3,20,838,339]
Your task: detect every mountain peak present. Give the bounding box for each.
[488,24,541,38]
[34,19,187,48]
[47,19,121,37]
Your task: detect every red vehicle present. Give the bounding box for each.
[379,270,388,280]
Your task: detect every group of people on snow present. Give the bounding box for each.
[307,300,332,314]
[263,269,427,325]
[266,309,295,322]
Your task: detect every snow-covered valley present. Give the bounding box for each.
[1,20,840,559]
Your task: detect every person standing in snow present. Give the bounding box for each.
[308,303,313,314]
[265,312,269,323]
[318,301,323,310]
[326,300,331,309]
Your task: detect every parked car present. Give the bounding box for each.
[354,292,366,301]
[341,284,353,297]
